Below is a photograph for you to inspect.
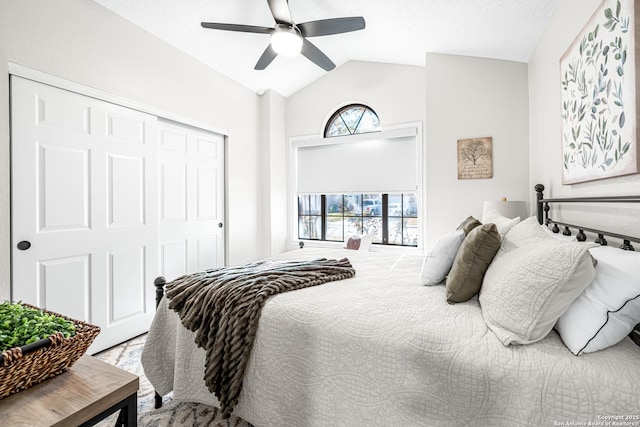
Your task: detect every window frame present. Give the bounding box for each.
[289,122,424,252]
[296,193,420,247]
[324,103,381,138]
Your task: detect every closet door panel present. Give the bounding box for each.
[158,120,225,281]
[37,143,91,231]
[11,76,158,353]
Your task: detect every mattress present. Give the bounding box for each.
[141,248,640,426]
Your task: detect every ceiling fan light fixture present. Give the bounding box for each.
[271,25,302,56]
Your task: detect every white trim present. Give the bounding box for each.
[292,126,417,149]
[288,121,424,250]
[8,62,229,136]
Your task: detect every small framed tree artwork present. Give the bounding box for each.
[457,137,493,180]
[560,0,640,184]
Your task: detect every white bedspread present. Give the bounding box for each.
[141,248,640,426]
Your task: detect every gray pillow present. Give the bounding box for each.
[446,223,501,303]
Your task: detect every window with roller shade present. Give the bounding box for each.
[292,120,422,248]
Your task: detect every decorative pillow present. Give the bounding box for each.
[358,234,374,251]
[480,238,597,345]
[446,223,501,303]
[481,209,520,237]
[555,246,640,355]
[344,234,373,251]
[345,236,361,250]
[456,216,482,235]
[420,229,465,286]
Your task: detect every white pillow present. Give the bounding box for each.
[481,209,520,237]
[480,238,597,345]
[501,216,548,248]
[358,234,374,251]
[420,229,465,285]
[555,246,640,355]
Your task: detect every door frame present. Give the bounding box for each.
[8,63,229,300]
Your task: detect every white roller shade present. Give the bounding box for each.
[296,128,418,194]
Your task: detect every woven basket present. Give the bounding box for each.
[0,304,100,399]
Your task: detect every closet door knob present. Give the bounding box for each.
[218,223,223,228]
[17,241,31,251]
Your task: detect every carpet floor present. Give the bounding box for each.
[93,334,249,427]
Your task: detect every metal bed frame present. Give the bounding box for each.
[534,183,640,346]
[535,184,639,250]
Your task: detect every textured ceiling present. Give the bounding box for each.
[93,0,558,97]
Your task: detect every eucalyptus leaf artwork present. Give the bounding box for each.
[560,0,639,184]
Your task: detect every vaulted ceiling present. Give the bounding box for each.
[94,0,558,97]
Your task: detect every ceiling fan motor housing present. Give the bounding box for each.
[271,24,303,56]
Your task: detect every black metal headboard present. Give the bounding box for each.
[534,184,640,346]
[535,184,640,251]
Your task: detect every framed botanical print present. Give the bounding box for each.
[560,0,640,184]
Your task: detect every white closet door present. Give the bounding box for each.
[11,76,159,353]
[158,120,225,281]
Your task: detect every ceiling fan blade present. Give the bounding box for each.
[201,22,273,34]
[266,0,293,25]
[254,44,278,70]
[301,38,335,71]
[298,17,365,37]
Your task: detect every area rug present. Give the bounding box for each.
[94,334,249,427]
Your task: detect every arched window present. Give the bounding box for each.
[324,104,381,138]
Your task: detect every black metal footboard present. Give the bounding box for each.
[153,276,167,409]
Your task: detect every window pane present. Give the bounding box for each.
[388,194,402,217]
[387,217,404,244]
[299,195,321,215]
[362,193,382,216]
[363,218,382,243]
[403,193,418,217]
[299,216,321,239]
[354,109,381,134]
[326,216,344,241]
[345,216,362,236]
[326,116,349,138]
[404,218,419,246]
[387,217,418,246]
[341,106,365,134]
[344,194,361,216]
[326,194,343,216]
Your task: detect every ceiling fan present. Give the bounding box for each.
[201,0,365,71]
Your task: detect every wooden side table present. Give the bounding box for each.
[0,355,139,426]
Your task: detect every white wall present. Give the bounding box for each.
[286,61,426,137]
[258,89,288,257]
[425,54,530,248]
[0,0,266,301]
[529,0,640,236]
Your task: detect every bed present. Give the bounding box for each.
[141,185,640,426]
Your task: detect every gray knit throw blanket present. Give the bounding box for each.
[165,257,355,419]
